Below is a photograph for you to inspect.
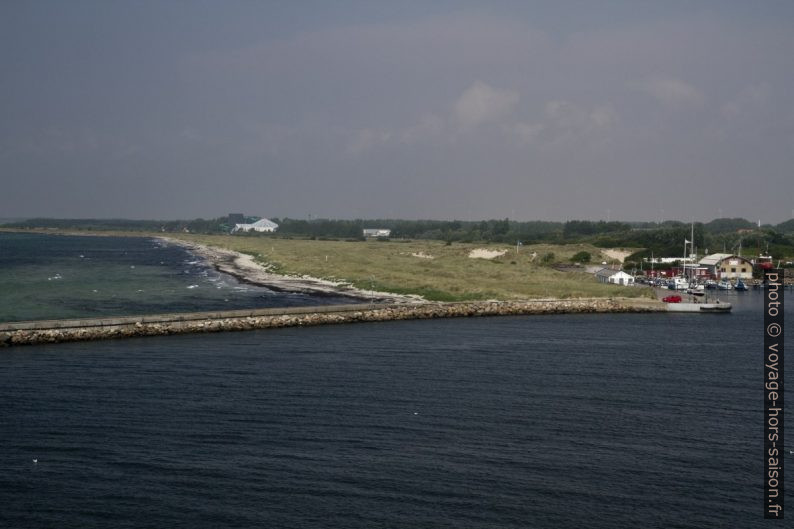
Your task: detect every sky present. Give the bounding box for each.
[1,0,793,223]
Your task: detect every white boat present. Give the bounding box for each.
[687,283,706,296]
[717,279,733,290]
[666,301,732,313]
[668,277,689,290]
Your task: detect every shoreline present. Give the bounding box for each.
[159,237,425,304]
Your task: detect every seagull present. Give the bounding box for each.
[32,459,37,464]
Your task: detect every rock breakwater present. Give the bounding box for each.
[0,298,663,347]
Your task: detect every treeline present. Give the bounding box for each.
[4,216,794,258]
[271,218,564,243]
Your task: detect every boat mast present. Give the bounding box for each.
[690,221,694,283]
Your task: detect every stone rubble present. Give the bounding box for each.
[0,298,663,347]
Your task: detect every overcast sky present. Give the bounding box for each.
[1,1,793,222]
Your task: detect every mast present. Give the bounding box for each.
[690,221,694,283]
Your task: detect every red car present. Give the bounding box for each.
[662,295,682,303]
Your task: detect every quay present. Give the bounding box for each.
[0,298,663,347]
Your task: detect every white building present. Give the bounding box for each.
[232,218,279,233]
[363,228,391,238]
[716,255,754,280]
[698,253,732,276]
[595,268,635,286]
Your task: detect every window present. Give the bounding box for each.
[731,267,736,273]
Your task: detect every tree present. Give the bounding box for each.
[570,251,591,263]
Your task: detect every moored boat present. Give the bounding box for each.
[717,279,733,290]
[665,301,732,313]
[734,278,749,291]
[670,277,688,290]
[687,283,705,296]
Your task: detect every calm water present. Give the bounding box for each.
[0,290,790,528]
[0,232,358,322]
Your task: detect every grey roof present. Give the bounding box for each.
[251,218,279,229]
[595,268,617,279]
[699,253,732,266]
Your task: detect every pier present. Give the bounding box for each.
[0,298,664,347]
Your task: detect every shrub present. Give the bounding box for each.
[571,251,591,263]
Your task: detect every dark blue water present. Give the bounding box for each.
[0,233,358,322]
[0,291,789,528]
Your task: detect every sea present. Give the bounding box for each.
[0,232,358,322]
[0,233,790,528]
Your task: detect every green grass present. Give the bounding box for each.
[166,234,654,301]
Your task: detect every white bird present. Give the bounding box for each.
[32,459,37,464]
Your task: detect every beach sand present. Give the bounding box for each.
[161,237,424,304]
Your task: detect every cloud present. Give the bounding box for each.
[346,128,392,156]
[513,122,544,144]
[721,82,770,118]
[454,81,519,128]
[400,114,444,143]
[633,76,704,106]
[514,101,617,146]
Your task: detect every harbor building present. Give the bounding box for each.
[715,255,753,280]
[698,253,732,277]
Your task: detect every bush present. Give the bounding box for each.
[541,252,556,264]
[571,251,591,263]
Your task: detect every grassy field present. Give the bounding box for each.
[163,234,652,301]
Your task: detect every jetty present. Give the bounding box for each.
[0,298,664,347]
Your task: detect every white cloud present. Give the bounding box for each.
[346,128,392,155]
[454,81,519,128]
[633,76,704,106]
[514,122,544,144]
[590,106,618,128]
[721,82,770,118]
[400,114,444,143]
[514,100,617,146]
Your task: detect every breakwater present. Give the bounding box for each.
[0,298,663,347]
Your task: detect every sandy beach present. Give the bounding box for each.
[161,237,424,304]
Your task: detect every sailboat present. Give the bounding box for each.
[734,278,749,291]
